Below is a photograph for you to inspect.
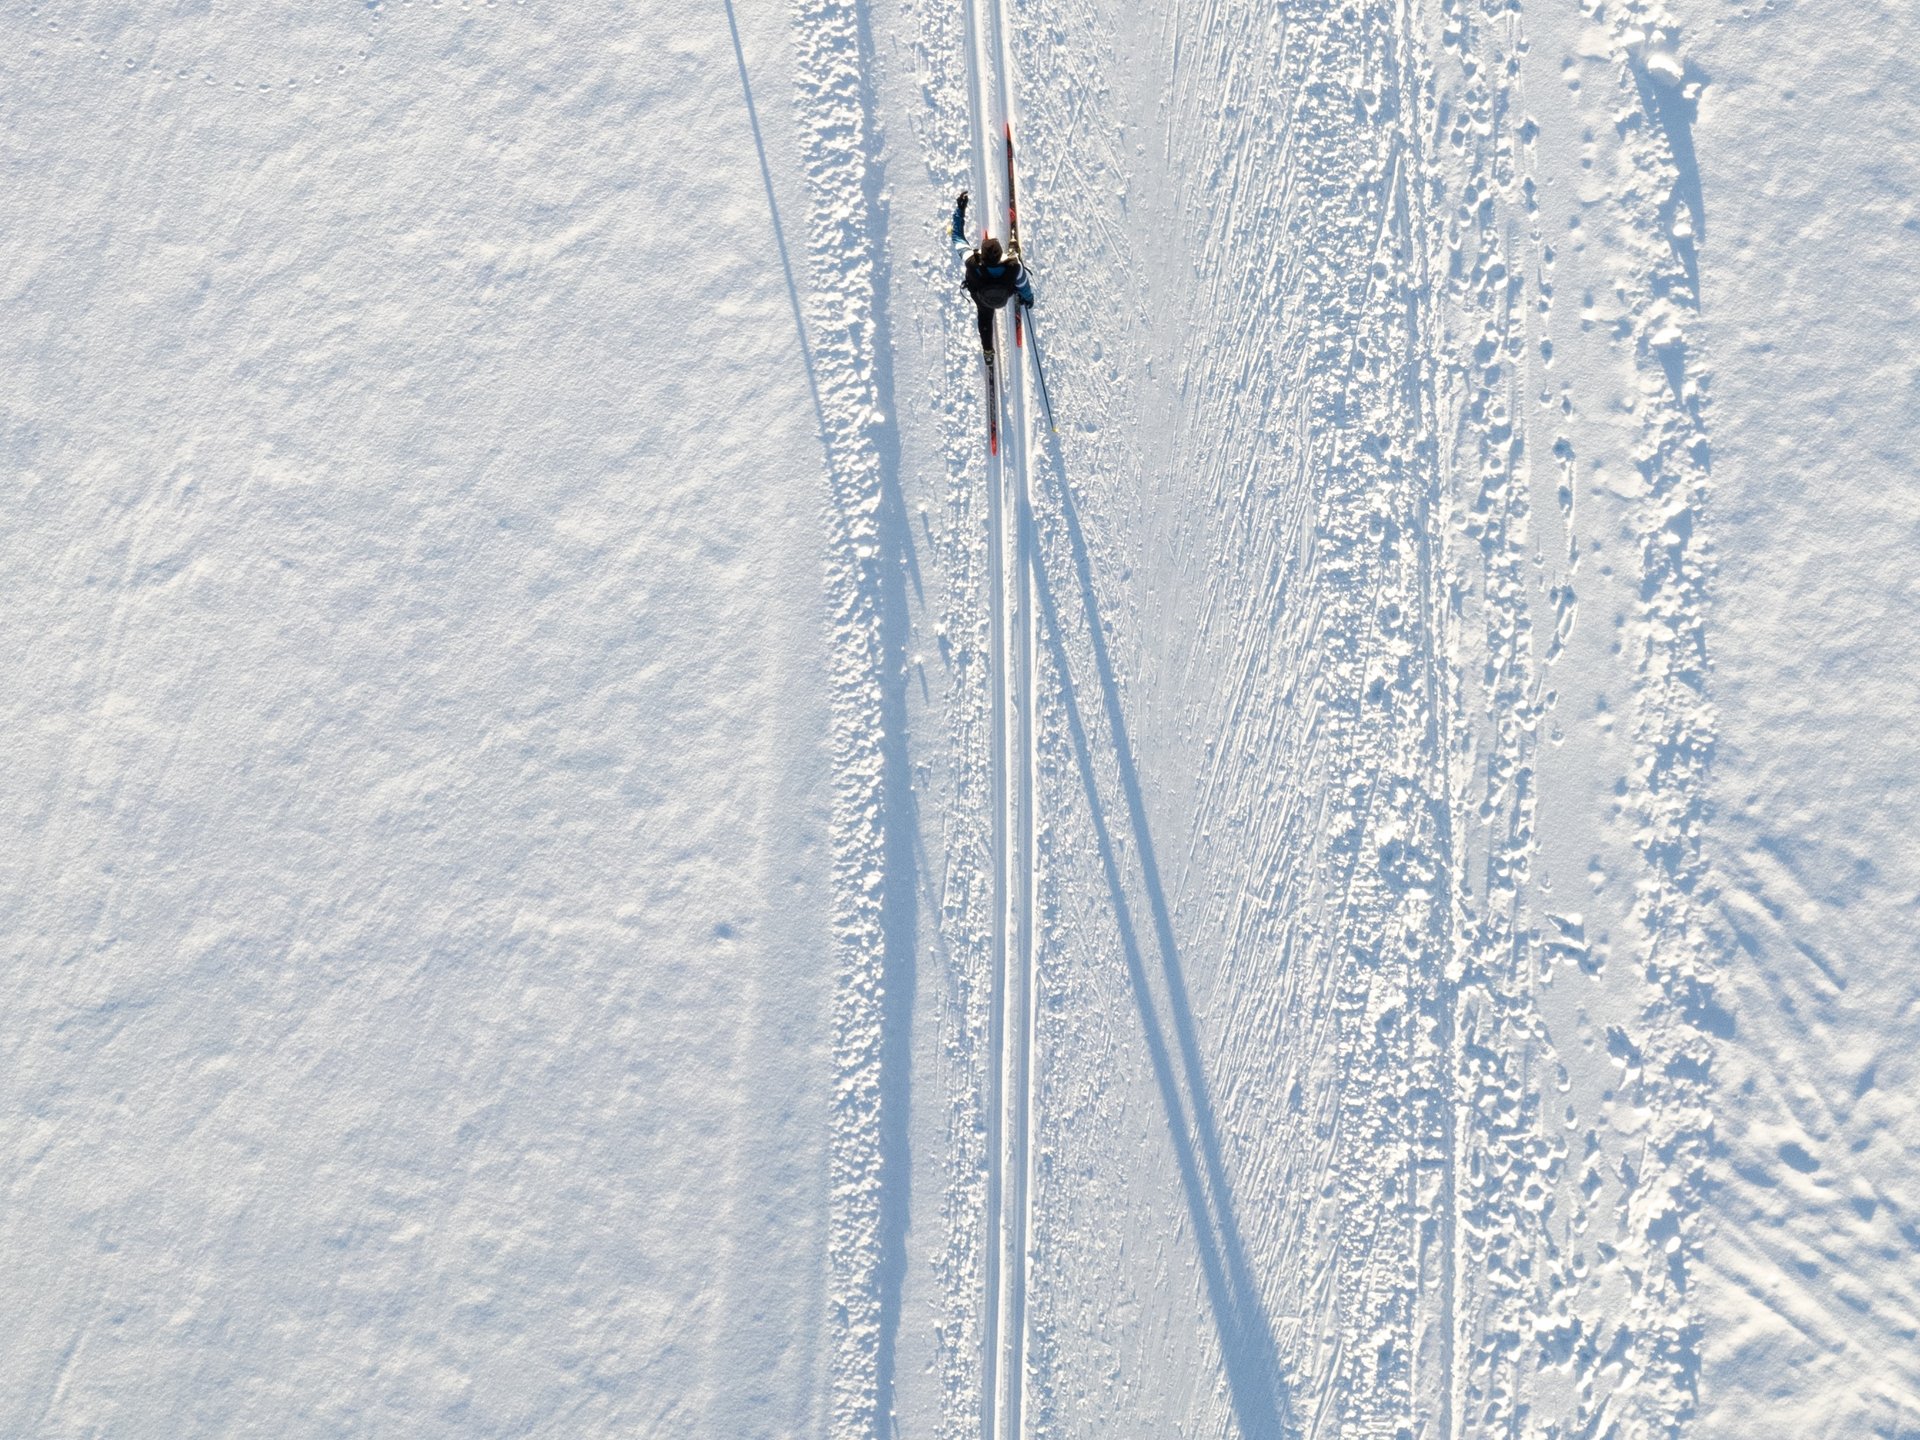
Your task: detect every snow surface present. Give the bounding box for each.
[4,4,837,1434]
[4,0,1917,1437]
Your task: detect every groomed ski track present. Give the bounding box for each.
[792,0,1727,1431]
[961,1,1037,1436]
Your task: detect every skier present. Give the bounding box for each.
[952,190,1033,358]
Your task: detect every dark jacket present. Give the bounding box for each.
[964,252,1034,310]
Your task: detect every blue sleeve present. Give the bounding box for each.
[951,201,967,244]
[1017,269,1034,306]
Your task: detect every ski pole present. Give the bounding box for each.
[1022,306,1058,433]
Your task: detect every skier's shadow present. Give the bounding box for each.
[1027,437,1293,1438]
[726,3,920,1429]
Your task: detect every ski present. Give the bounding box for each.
[985,343,999,455]
[983,225,1000,457]
[1005,123,1023,348]
[1003,121,1050,427]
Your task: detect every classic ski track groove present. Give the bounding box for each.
[962,13,1006,1432]
[962,1,1035,1435]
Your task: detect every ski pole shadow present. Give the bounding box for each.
[1027,437,1293,1438]
[723,0,828,453]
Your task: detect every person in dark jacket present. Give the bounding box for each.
[952,190,1033,356]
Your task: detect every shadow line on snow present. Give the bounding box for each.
[724,0,828,449]
[725,6,918,1432]
[1029,440,1293,1439]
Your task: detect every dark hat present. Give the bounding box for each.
[980,236,1003,264]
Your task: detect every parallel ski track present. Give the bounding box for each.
[961,0,1035,1435]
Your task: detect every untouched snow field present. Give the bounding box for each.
[4,4,838,1433]
[4,0,1917,1437]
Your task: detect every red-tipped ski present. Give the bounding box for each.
[1006,123,1023,348]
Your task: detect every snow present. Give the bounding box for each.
[4,0,1918,1436]
[1691,4,1920,1432]
[3,3,837,1434]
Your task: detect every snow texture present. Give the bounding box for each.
[4,0,1917,1437]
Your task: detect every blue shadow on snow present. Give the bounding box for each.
[724,5,920,1434]
[1028,436,1294,1439]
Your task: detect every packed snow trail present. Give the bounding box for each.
[797,0,1890,1434]
[952,4,1047,1436]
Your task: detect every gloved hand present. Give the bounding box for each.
[955,190,970,212]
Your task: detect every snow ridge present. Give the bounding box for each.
[788,3,896,1434]
[1276,7,1456,1431]
[1590,5,1717,1432]
[1431,0,1718,1430]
